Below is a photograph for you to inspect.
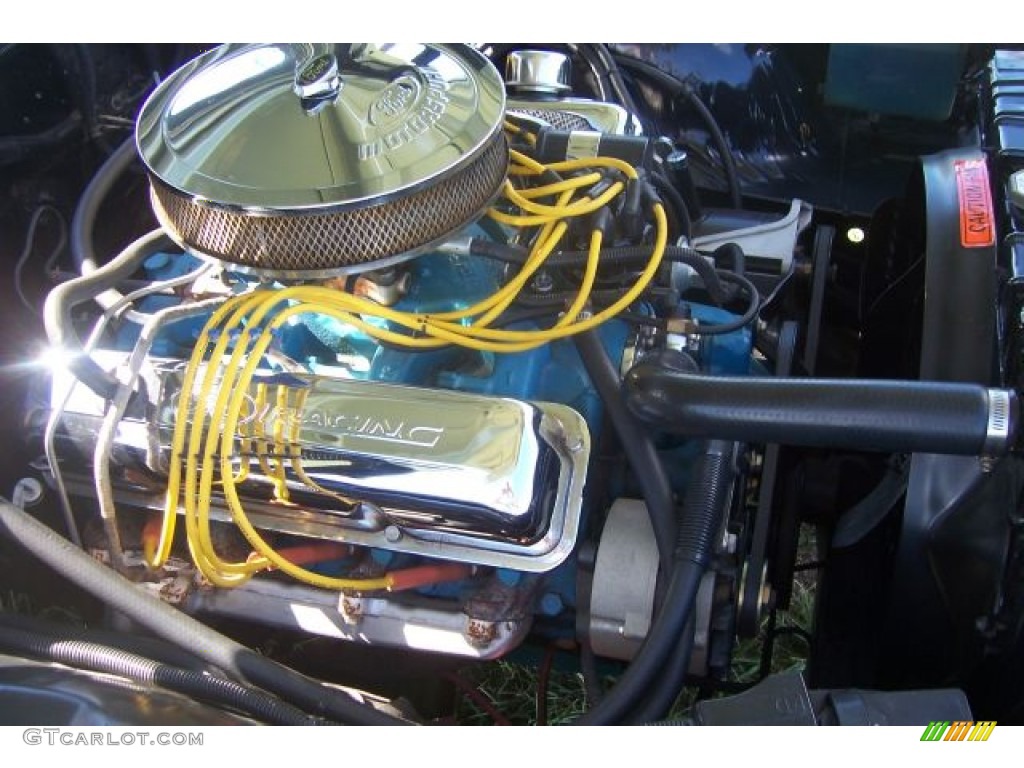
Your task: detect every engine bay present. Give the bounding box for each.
[1,42,1023,726]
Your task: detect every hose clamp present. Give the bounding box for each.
[983,388,1015,457]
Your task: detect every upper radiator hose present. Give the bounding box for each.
[624,362,1017,456]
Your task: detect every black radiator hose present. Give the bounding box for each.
[624,362,1018,456]
[575,441,732,724]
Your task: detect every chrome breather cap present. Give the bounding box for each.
[505,50,572,95]
[137,44,508,276]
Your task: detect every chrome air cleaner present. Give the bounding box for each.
[137,44,507,277]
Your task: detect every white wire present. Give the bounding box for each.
[14,205,67,315]
[45,262,215,549]
[94,295,226,566]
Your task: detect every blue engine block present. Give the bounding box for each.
[117,246,753,632]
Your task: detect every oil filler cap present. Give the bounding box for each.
[505,50,571,95]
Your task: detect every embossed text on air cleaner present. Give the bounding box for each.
[358,69,451,161]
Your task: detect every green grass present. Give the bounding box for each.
[453,660,594,726]
[458,524,820,725]
[731,570,816,685]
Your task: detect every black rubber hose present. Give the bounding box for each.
[586,44,642,133]
[676,441,733,567]
[0,624,318,725]
[627,616,695,724]
[580,641,604,707]
[575,441,732,724]
[0,499,408,725]
[613,55,742,209]
[713,242,745,277]
[0,612,213,674]
[515,271,759,337]
[515,286,638,309]
[831,456,910,549]
[624,362,1019,456]
[574,330,676,568]
[632,441,730,724]
[570,44,611,101]
[575,562,701,724]
[651,171,693,240]
[44,228,171,400]
[672,247,746,305]
[71,134,137,275]
[685,271,760,336]
[679,86,742,210]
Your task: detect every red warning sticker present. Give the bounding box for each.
[954,159,996,248]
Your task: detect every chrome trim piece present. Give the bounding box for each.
[983,388,1014,456]
[507,98,633,135]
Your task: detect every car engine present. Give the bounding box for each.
[1,42,1023,726]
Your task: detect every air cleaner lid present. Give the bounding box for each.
[136,43,506,211]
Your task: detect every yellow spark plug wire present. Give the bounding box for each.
[156,144,669,590]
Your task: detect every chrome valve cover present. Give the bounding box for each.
[53,355,589,572]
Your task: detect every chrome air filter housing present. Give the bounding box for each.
[137,43,507,277]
